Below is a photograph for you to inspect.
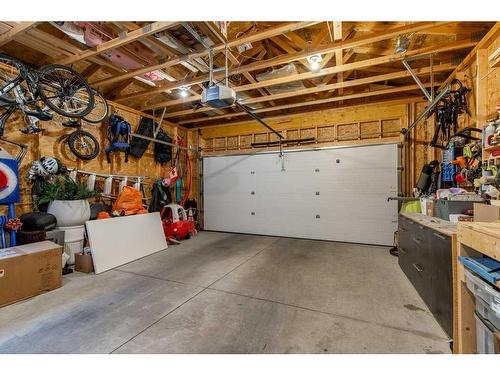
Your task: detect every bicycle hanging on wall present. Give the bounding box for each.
[0,53,95,135]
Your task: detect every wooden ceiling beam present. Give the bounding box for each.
[80,63,102,80]
[142,39,471,111]
[91,22,320,88]
[168,64,452,120]
[184,82,439,126]
[0,22,39,47]
[440,22,500,90]
[56,21,179,65]
[193,96,424,129]
[116,22,453,105]
[333,22,345,97]
[25,28,130,75]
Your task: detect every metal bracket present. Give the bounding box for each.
[402,58,432,101]
[236,102,284,139]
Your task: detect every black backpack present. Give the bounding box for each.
[154,130,172,164]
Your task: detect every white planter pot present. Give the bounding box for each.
[47,199,91,227]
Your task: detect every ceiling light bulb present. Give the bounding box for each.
[309,61,320,72]
[178,85,191,98]
[306,54,323,72]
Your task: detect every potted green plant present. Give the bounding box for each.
[36,175,99,227]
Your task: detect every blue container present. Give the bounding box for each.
[442,147,456,183]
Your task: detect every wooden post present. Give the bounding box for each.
[476,49,489,127]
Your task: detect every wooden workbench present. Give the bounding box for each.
[400,212,457,237]
[455,222,500,353]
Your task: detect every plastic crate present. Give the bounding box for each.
[464,269,500,309]
[476,296,500,331]
[434,199,475,220]
[442,147,456,182]
[475,313,498,354]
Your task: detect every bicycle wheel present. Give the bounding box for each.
[38,64,94,118]
[68,130,100,160]
[0,54,24,101]
[83,90,109,123]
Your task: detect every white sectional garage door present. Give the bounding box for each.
[203,143,399,246]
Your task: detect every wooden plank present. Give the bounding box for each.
[125,23,457,105]
[0,22,38,47]
[165,64,449,120]
[91,22,319,88]
[333,22,344,97]
[192,94,426,129]
[476,49,489,126]
[141,39,471,110]
[457,223,500,261]
[440,22,500,90]
[56,22,178,65]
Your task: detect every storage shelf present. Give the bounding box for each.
[455,222,500,354]
[484,144,500,152]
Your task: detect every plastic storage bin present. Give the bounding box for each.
[464,269,500,309]
[442,147,456,183]
[475,313,498,354]
[434,199,475,220]
[476,296,500,331]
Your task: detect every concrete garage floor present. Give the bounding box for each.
[0,232,451,354]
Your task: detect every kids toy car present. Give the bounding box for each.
[160,203,192,241]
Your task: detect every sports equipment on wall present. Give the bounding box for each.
[0,54,94,135]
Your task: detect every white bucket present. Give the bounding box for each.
[57,225,85,265]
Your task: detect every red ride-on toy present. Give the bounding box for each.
[160,203,192,241]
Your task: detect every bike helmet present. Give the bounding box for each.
[41,157,60,175]
[28,160,48,179]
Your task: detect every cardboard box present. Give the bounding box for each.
[474,203,500,222]
[425,200,435,216]
[0,241,62,308]
[75,252,94,273]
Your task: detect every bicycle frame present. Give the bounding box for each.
[0,68,50,136]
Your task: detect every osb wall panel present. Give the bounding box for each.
[286,129,300,140]
[205,103,406,139]
[200,102,408,151]
[382,119,402,138]
[254,133,267,143]
[1,102,185,216]
[337,123,359,140]
[300,127,315,140]
[360,121,380,139]
[487,35,500,117]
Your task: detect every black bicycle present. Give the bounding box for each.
[0,54,95,136]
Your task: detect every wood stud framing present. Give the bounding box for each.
[0,21,495,129]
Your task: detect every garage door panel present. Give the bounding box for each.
[203,144,398,245]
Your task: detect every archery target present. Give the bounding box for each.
[0,158,20,204]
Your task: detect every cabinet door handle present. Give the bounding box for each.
[412,237,423,245]
[413,263,423,272]
[433,232,447,240]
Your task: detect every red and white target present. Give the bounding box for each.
[0,159,20,204]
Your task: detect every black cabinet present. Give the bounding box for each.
[398,215,453,338]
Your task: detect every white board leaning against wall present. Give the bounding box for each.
[203,143,399,246]
[86,212,168,274]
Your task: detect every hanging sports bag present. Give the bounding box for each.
[130,116,155,159]
[154,129,172,164]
